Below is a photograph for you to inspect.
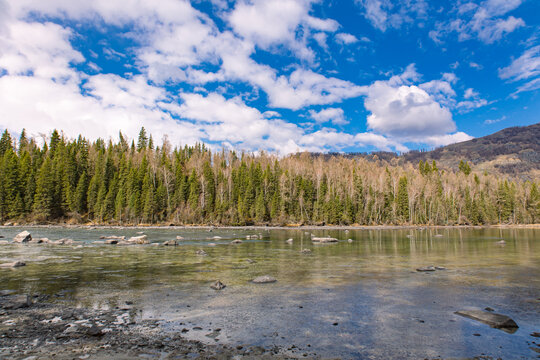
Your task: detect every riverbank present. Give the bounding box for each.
[0,294,301,360]
[2,223,540,230]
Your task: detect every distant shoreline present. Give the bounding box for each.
[2,224,539,230]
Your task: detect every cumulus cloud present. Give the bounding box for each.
[308,108,348,125]
[365,82,455,139]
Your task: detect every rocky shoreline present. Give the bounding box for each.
[0,294,310,360]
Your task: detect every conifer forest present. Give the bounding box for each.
[0,128,538,226]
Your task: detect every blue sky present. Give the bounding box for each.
[0,0,538,154]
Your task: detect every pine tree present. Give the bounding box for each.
[396,176,409,222]
[137,127,148,151]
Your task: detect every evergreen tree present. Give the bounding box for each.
[396,176,409,222]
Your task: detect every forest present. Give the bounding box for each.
[0,128,538,226]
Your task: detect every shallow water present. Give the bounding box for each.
[1,226,539,359]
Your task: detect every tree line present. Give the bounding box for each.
[0,128,538,226]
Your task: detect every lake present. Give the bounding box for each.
[1,226,539,359]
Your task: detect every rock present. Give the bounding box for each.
[530,332,540,338]
[0,294,32,309]
[99,235,125,240]
[311,237,338,243]
[230,239,243,244]
[416,266,436,272]
[246,235,259,239]
[455,310,518,331]
[196,249,208,256]
[434,234,444,237]
[29,238,49,244]
[163,240,178,246]
[127,235,149,244]
[105,239,118,245]
[252,275,277,284]
[176,236,184,240]
[208,243,217,246]
[484,307,495,312]
[435,266,446,270]
[286,238,293,244]
[53,238,73,245]
[86,325,104,337]
[212,236,222,239]
[3,222,13,226]
[347,239,353,243]
[0,235,4,238]
[210,280,226,290]
[0,261,26,268]
[495,240,506,245]
[300,249,312,254]
[246,258,256,264]
[13,231,32,243]
[0,240,9,245]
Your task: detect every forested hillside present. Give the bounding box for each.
[0,128,538,226]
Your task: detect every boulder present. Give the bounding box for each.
[416,266,436,272]
[311,237,338,243]
[29,238,49,244]
[347,239,353,243]
[252,275,277,284]
[196,249,208,256]
[0,261,26,268]
[286,238,293,244]
[13,231,32,243]
[127,235,149,244]
[455,310,518,331]
[230,239,243,244]
[0,240,9,245]
[105,239,118,245]
[210,280,226,290]
[176,236,184,240]
[164,240,178,246]
[495,240,506,245]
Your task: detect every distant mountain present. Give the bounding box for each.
[401,122,540,178]
[306,122,540,178]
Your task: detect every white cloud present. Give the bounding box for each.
[469,62,483,70]
[365,82,455,139]
[484,115,505,124]
[423,132,473,147]
[463,88,478,99]
[308,108,348,125]
[432,0,525,44]
[358,0,427,32]
[499,45,540,81]
[335,32,359,44]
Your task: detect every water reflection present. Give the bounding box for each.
[0,227,539,358]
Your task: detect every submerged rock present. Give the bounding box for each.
[105,239,118,245]
[0,294,31,309]
[300,249,312,254]
[210,280,226,290]
[230,239,243,244]
[286,238,293,244]
[52,238,73,245]
[252,275,277,284]
[196,249,208,256]
[127,235,149,244]
[495,240,506,245]
[246,258,256,264]
[100,235,125,240]
[0,240,9,245]
[13,231,32,243]
[311,237,338,243]
[29,238,49,244]
[347,239,353,243]
[455,310,518,331]
[163,240,178,246]
[0,261,26,268]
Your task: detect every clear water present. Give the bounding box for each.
[1,226,539,359]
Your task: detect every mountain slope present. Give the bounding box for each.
[402,122,540,177]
